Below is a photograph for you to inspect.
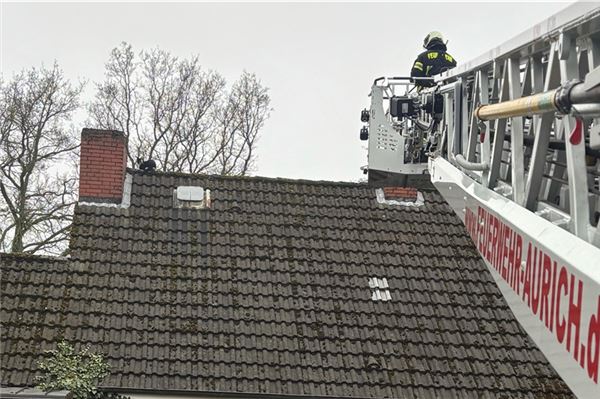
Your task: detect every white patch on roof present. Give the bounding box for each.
[121,173,132,207]
[173,186,211,209]
[176,186,204,201]
[369,277,391,301]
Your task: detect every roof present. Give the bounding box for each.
[0,170,573,398]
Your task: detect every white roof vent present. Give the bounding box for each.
[177,186,204,201]
[173,186,211,209]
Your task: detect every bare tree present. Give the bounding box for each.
[0,64,83,254]
[89,42,271,175]
[214,71,271,175]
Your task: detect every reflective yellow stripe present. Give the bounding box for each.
[444,54,454,62]
[413,62,423,71]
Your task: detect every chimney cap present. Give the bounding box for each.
[81,128,126,139]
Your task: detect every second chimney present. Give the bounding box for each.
[79,128,127,204]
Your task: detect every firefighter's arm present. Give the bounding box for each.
[410,57,425,78]
[411,54,434,87]
[444,53,457,68]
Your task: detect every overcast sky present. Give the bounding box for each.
[1,1,572,182]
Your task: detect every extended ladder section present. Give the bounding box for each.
[363,2,600,398]
[433,3,600,247]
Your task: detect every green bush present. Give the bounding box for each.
[36,341,110,399]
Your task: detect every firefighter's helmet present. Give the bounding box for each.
[423,31,445,48]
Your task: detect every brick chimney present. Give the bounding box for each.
[79,128,127,204]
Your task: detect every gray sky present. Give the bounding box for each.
[1,1,570,182]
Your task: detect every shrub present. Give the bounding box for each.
[36,341,110,399]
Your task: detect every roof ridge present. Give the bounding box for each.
[127,168,371,188]
[0,252,69,262]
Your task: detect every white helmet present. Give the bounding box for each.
[423,31,445,48]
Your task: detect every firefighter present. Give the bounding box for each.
[410,31,457,90]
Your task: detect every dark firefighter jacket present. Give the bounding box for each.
[410,41,457,88]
